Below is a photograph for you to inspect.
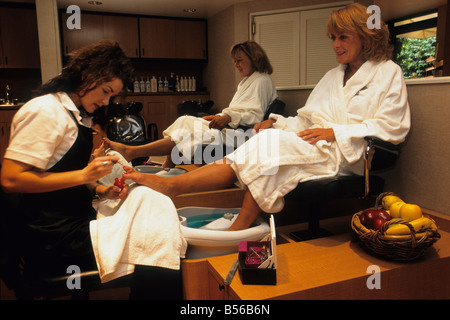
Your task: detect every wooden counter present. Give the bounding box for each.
[182,211,450,300]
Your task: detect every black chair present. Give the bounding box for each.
[106,101,158,147]
[280,136,401,241]
[238,98,286,131]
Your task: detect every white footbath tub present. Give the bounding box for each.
[178,207,271,259]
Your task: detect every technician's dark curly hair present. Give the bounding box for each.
[40,40,134,96]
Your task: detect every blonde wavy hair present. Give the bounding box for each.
[327,3,393,61]
[230,40,273,74]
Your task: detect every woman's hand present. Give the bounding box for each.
[81,155,120,184]
[203,114,231,130]
[297,128,335,144]
[95,182,129,200]
[253,119,276,133]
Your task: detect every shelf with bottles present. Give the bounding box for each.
[131,73,201,94]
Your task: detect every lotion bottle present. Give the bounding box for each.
[151,76,157,92]
[133,77,140,93]
[145,76,151,92]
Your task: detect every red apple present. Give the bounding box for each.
[373,217,387,230]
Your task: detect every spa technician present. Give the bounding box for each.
[1,41,186,299]
[105,40,277,168]
[119,3,411,232]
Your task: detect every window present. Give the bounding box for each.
[389,10,441,79]
[251,4,345,88]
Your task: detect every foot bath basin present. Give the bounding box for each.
[178,207,271,259]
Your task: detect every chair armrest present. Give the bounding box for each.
[364,136,401,154]
[363,136,402,198]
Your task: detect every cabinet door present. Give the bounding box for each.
[103,15,139,58]
[0,8,40,68]
[175,20,207,60]
[139,17,176,59]
[143,96,171,139]
[61,13,104,55]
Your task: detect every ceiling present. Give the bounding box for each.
[6,0,448,20]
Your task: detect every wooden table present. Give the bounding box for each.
[182,211,450,300]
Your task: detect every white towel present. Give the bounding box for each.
[89,185,188,283]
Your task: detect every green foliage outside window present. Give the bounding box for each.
[396,37,436,78]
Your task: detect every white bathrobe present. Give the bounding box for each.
[163,72,277,164]
[225,60,411,213]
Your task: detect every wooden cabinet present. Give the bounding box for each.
[61,12,207,60]
[175,20,207,60]
[61,12,104,55]
[139,17,176,59]
[102,15,139,58]
[0,7,40,68]
[61,13,140,57]
[139,18,207,60]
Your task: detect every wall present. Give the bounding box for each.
[380,81,450,216]
[206,0,449,216]
[205,0,373,109]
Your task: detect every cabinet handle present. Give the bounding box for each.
[4,56,7,65]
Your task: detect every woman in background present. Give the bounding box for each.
[106,40,277,168]
[119,3,411,231]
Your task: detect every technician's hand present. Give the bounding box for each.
[96,183,129,200]
[298,128,335,144]
[82,155,119,183]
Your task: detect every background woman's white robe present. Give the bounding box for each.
[163,72,277,163]
[226,60,411,213]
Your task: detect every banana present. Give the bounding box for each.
[384,216,433,235]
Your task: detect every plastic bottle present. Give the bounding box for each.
[175,75,180,92]
[180,76,186,92]
[145,76,151,92]
[140,76,145,93]
[164,77,169,92]
[192,76,196,92]
[151,76,158,92]
[169,73,175,92]
[133,77,140,93]
[158,77,163,92]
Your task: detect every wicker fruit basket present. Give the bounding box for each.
[351,192,441,261]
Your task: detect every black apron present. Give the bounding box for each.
[19,110,97,275]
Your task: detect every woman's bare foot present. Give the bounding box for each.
[104,139,133,161]
[122,166,178,198]
[162,154,176,169]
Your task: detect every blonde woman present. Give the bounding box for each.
[106,40,277,167]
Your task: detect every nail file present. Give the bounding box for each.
[224,259,239,285]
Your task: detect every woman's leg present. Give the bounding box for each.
[123,162,261,230]
[228,189,262,231]
[107,137,176,162]
[128,162,237,198]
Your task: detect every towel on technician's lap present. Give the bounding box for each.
[90,185,187,283]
